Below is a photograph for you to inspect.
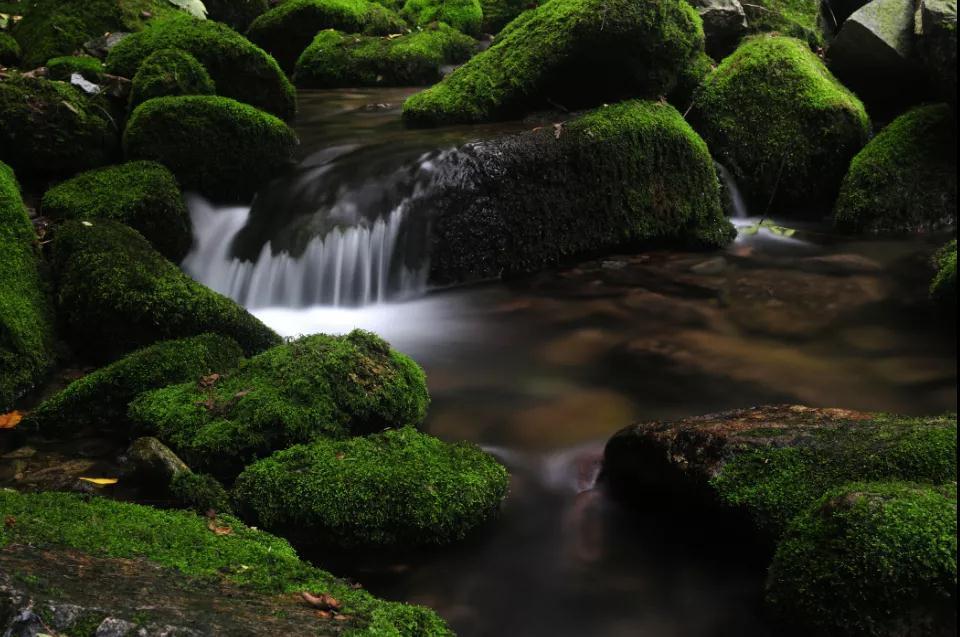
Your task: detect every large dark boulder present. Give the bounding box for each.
[915,0,958,108]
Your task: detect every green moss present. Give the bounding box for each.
[669,49,713,112]
[51,219,280,361]
[401,0,482,35]
[0,490,453,636]
[692,35,870,209]
[170,471,233,514]
[128,48,215,113]
[402,0,704,126]
[744,0,823,47]
[234,427,509,547]
[479,0,531,33]
[128,330,430,477]
[25,334,244,437]
[709,413,957,536]
[203,0,269,31]
[247,0,408,73]
[0,161,56,410]
[105,14,295,120]
[123,95,297,202]
[0,32,22,65]
[930,239,956,316]
[767,482,957,636]
[42,160,192,261]
[46,54,104,82]
[834,104,956,234]
[294,24,476,88]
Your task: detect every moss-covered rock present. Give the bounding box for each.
[105,14,295,120]
[170,471,233,514]
[123,95,297,202]
[479,0,531,33]
[0,75,116,180]
[401,0,704,126]
[128,48,215,112]
[691,36,870,210]
[42,161,192,261]
[294,24,476,88]
[0,161,56,410]
[768,482,957,636]
[0,32,22,66]
[0,490,452,635]
[204,0,270,31]
[45,54,104,82]
[51,219,280,361]
[25,334,244,437]
[744,0,822,46]
[834,104,956,234]
[247,0,407,73]
[401,0,482,35]
[234,427,509,547]
[931,239,956,316]
[128,330,430,477]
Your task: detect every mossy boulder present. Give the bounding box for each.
[128,330,430,477]
[479,0,531,33]
[401,0,482,35]
[45,54,104,82]
[691,36,870,210]
[128,48,215,112]
[204,0,270,31]
[123,95,297,202]
[834,104,957,234]
[744,0,823,46]
[0,75,116,180]
[51,219,280,361]
[403,0,704,126]
[246,0,407,74]
[0,161,56,410]
[105,14,295,120]
[234,427,509,547]
[170,471,233,514]
[930,239,956,316]
[25,334,244,437]
[294,24,476,88]
[768,482,957,636]
[0,32,22,66]
[42,161,192,261]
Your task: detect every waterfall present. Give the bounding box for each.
[714,162,749,219]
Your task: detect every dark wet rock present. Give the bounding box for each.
[83,32,131,59]
[688,0,748,57]
[127,437,190,486]
[915,0,958,107]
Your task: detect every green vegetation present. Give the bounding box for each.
[25,334,244,437]
[692,36,869,209]
[42,160,192,261]
[128,48,216,112]
[203,0,269,31]
[402,0,704,126]
[931,239,956,316]
[401,0,482,35]
[0,161,55,410]
[0,490,453,636]
[170,471,233,514]
[234,427,509,547]
[129,330,429,477]
[479,0,531,33]
[834,104,956,234]
[744,0,822,46]
[0,32,20,66]
[295,24,476,88]
[51,219,280,361]
[105,14,295,119]
[123,95,297,202]
[45,54,104,82]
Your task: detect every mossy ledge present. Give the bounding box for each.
[45,55,104,83]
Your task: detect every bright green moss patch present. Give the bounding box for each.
[51,219,280,361]
[129,330,430,477]
[0,32,22,66]
[106,14,295,119]
[401,0,482,35]
[402,0,704,126]
[931,239,956,316]
[42,160,192,261]
[204,0,269,31]
[45,55,104,82]
[123,95,297,202]
[25,334,244,437]
[294,24,476,88]
[744,0,823,46]
[834,104,956,234]
[0,490,453,636]
[767,482,957,636]
[234,427,509,547]
[128,48,215,112]
[692,35,869,209]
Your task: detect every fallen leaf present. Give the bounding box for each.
[334,614,351,621]
[207,518,233,535]
[78,477,118,486]
[315,610,332,619]
[0,411,23,429]
[4,516,15,529]
[199,372,221,388]
[301,591,342,611]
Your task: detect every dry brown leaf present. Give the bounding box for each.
[0,411,23,429]
[4,516,15,529]
[301,591,342,611]
[199,373,221,388]
[207,519,233,536]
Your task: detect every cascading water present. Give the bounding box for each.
[714,161,749,219]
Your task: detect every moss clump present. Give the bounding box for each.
[0,490,452,636]
[42,161,192,261]
[129,330,430,477]
[204,0,269,31]
[930,239,956,316]
[744,0,823,47]
[25,334,244,437]
[123,95,297,202]
[479,0,532,33]
[170,471,233,514]
[0,161,56,410]
[0,32,22,66]
[402,0,704,126]
[768,482,957,636]
[105,14,295,120]
[834,104,957,234]
[294,24,476,88]
[401,0,482,35]
[692,36,869,209]
[128,48,215,113]
[51,219,280,361]
[248,0,429,73]
[234,427,509,547]
[46,55,104,82]
[0,75,116,180]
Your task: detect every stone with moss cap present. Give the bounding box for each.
[401,0,482,35]
[123,95,297,202]
[0,32,20,66]
[745,0,823,46]
[402,0,705,126]
[128,48,215,112]
[106,14,295,119]
[45,55,105,82]
[768,481,957,636]
[294,24,476,88]
[691,36,870,210]
[930,239,956,317]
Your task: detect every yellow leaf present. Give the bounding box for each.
[0,411,23,429]
[78,477,119,486]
